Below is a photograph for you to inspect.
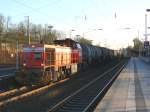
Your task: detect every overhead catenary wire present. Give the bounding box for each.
[9,0,62,20]
[9,0,51,19]
[9,0,73,29]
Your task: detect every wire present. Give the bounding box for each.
[9,0,74,28]
[7,0,85,31]
[35,0,63,10]
[9,0,62,19]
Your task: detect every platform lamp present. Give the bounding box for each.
[145,9,150,56]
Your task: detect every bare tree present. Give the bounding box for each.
[133,38,143,49]
[0,14,5,34]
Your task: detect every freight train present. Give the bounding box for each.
[15,38,121,85]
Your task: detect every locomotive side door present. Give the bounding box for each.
[45,48,56,81]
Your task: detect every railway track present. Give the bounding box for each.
[47,60,127,112]
[0,74,15,80]
[0,65,15,68]
[0,59,128,112]
[0,86,39,102]
[0,73,21,94]
[0,77,70,109]
[0,67,17,93]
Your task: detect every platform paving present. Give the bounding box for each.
[94,57,150,112]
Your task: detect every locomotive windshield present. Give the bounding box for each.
[34,52,41,60]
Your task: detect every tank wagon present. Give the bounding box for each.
[15,38,117,85]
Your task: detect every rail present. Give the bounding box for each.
[0,78,69,109]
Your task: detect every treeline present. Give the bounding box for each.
[0,13,94,46]
[0,15,64,45]
[0,14,94,64]
[0,14,63,64]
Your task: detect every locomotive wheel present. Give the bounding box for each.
[56,71,61,81]
[66,68,71,77]
[53,73,58,82]
[58,68,64,80]
[44,71,51,84]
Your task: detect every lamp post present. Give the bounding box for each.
[48,25,53,31]
[16,29,19,70]
[48,25,53,44]
[25,16,30,45]
[69,29,75,38]
[145,9,150,56]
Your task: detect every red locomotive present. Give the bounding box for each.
[15,39,81,85]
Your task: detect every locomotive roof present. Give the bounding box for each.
[44,44,70,49]
[24,44,70,49]
[23,44,71,52]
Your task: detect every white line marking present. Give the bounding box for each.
[126,59,136,111]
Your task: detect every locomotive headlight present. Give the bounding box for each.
[31,45,35,48]
[23,63,26,66]
[41,63,44,66]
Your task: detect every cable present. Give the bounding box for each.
[35,0,63,10]
[9,0,62,19]
[8,0,86,31]
[9,0,74,27]
[17,0,62,17]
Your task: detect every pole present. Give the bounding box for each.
[45,24,47,37]
[146,9,150,57]
[70,31,71,38]
[26,16,30,45]
[145,14,148,56]
[69,29,75,38]
[145,14,148,41]
[16,40,19,70]
[83,33,85,38]
[48,25,53,43]
[138,30,140,57]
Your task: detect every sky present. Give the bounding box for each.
[0,0,150,50]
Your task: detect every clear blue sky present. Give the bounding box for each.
[1,0,150,49]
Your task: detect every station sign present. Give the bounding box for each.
[143,33,150,36]
[144,41,149,48]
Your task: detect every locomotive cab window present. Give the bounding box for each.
[34,52,41,60]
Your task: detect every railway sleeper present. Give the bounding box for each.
[70,98,92,103]
[59,106,85,111]
[66,101,89,105]
[65,103,87,108]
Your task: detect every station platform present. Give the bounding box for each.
[94,57,150,112]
